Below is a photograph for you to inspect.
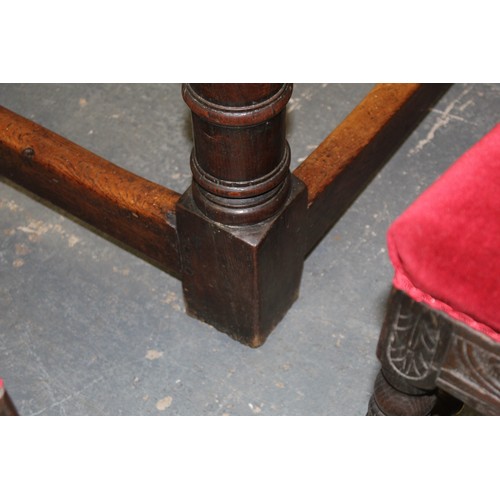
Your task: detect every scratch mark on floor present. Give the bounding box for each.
[408,86,474,157]
[458,99,474,112]
[30,375,105,416]
[21,329,64,415]
[430,109,477,125]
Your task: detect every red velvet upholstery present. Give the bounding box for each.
[388,124,500,342]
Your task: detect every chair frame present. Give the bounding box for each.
[368,289,500,415]
[0,83,450,346]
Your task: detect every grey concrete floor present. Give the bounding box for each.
[0,83,498,415]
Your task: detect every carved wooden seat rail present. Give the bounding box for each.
[0,84,450,347]
[368,289,500,415]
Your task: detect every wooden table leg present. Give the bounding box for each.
[177,84,307,347]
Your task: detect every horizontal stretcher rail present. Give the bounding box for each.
[0,105,182,278]
[295,83,451,254]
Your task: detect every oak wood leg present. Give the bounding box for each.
[368,289,445,415]
[177,84,307,347]
[368,289,477,416]
[368,370,437,416]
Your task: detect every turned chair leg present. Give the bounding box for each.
[367,371,437,416]
[368,290,468,416]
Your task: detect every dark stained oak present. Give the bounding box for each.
[368,289,500,416]
[367,371,437,416]
[178,84,306,346]
[182,83,293,225]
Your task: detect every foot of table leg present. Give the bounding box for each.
[177,176,307,347]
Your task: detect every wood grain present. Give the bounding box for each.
[182,84,293,225]
[295,83,451,254]
[0,105,182,278]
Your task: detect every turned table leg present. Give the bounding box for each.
[177,84,307,347]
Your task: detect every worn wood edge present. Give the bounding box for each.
[0,105,182,279]
[294,83,452,254]
[438,318,500,416]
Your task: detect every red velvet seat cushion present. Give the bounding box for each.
[388,124,500,342]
